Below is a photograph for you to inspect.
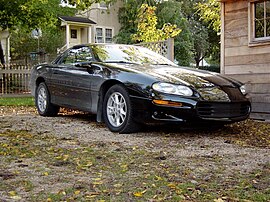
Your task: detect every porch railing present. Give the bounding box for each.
[0,64,32,97]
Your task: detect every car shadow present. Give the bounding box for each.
[57,109,241,138]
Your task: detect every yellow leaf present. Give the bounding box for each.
[93,181,103,185]
[121,164,128,170]
[155,175,162,181]
[63,154,69,161]
[74,190,80,195]
[85,161,93,167]
[168,183,177,189]
[47,198,52,202]
[133,192,143,197]
[9,191,17,196]
[43,172,49,176]
[86,192,100,198]
[133,190,147,197]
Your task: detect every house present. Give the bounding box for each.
[220,0,270,120]
[59,1,123,52]
[0,30,10,64]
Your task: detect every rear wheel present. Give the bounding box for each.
[103,84,140,133]
[35,82,59,116]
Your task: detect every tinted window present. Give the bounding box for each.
[91,45,176,66]
[61,46,93,65]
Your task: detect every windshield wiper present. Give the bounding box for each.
[105,61,138,64]
[153,63,171,65]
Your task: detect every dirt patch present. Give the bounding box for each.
[0,106,269,201]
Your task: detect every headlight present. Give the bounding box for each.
[152,82,193,96]
[240,85,247,95]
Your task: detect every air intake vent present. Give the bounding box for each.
[197,102,250,119]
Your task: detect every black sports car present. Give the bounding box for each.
[30,44,251,133]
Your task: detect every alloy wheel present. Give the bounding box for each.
[37,86,47,113]
[106,92,127,127]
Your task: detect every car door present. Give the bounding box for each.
[50,46,94,111]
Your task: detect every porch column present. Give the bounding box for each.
[6,34,10,64]
[220,2,225,74]
[88,26,92,43]
[66,24,70,49]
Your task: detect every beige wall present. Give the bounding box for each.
[81,1,123,43]
[221,1,270,118]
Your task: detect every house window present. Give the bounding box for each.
[71,29,77,39]
[250,0,270,44]
[96,28,103,43]
[105,29,113,43]
[254,1,270,38]
[95,27,113,43]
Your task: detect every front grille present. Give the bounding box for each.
[197,102,250,119]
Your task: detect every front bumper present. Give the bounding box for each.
[130,96,251,124]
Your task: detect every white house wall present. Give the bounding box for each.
[83,1,123,43]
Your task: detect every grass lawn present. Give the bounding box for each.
[0,97,35,106]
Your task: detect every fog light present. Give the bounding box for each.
[153,100,183,107]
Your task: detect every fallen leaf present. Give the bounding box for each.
[133,189,147,197]
[74,190,80,195]
[214,198,225,202]
[133,192,143,197]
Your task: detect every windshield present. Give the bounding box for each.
[90,44,177,66]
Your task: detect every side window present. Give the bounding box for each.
[249,1,270,44]
[61,46,93,65]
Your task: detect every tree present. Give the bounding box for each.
[197,0,221,33]
[176,0,220,67]
[0,0,116,30]
[132,4,181,43]
[197,0,221,66]
[61,0,116,10]
[114,0,156,44]
[191,20,209,67]
[155,0,194,66]
[0,0,115,64]
[115,0,192,65]
[10,26,66,63]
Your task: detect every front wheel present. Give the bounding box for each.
[35,82,59,116]
[103,84,140,133]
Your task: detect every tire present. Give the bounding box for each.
[103,84,140,133]
[35,82,59,116]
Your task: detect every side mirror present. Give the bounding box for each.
[75,62,92,68]
[74,62,102,74]
[88,64,102,74]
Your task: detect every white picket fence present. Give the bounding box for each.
[0,64,32,97]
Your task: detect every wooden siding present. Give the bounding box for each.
[223,0,270,119]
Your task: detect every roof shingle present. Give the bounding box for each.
[59,16,96,24]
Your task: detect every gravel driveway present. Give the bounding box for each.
[0,106,269,201]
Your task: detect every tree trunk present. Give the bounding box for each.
[195,60,200,68]
[0,41,5,65]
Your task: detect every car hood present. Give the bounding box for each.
[111,63,240,88]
